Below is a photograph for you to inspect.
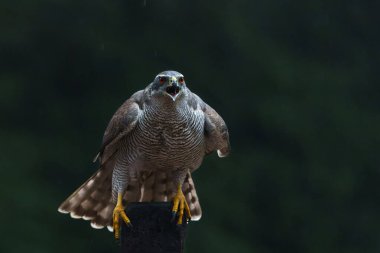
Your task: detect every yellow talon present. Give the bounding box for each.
[113,193,131,240]
[172,184,191,224]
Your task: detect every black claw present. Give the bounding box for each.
[114,233,120,243]
[176,220,186,227]
[171,211,177,222]
[126,222,133,228]
[114,237,121,245]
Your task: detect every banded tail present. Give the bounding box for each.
[58,167,202,231]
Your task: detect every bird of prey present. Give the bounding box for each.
[58,70,230,239]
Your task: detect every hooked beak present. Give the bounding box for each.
[165,77,180,101]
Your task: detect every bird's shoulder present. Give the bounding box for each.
[94,90,145,163]
[117,89,145,111]
[186,90,207,111]
[187,90,230,157]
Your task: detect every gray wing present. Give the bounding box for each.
[190,93,230,157]
[94,90,144,164]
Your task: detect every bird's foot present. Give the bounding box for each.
[113,193,132,240]
[171,185,191,225]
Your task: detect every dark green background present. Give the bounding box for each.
[1,0,379,252]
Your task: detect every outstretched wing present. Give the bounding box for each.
[94,90,144,164]
[189,93,230,157]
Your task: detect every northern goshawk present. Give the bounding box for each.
[58,70,230,239]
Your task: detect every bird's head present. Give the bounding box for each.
[150,70,187,102]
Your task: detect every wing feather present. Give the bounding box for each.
[94,90,144,164]
[203,103,230,157]
[189,93,230,157]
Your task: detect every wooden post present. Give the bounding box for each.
[120,202,188,253]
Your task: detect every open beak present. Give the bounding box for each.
[165,77,180,101]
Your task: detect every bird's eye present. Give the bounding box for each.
[178,77,184,83]
[159,76,166,84]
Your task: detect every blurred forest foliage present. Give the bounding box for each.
[0,0,379,253]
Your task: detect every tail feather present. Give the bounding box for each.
[183,172,202,220]
[58,161,115,229]
[59,165,202,231]
[91,204,114,229]
[139,171,155,202]
[124,180,142,202]
[139,171,202,220]
[153,172,168,201]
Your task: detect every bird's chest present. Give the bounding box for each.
[137,107,205,162]
[145,113,202,146]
